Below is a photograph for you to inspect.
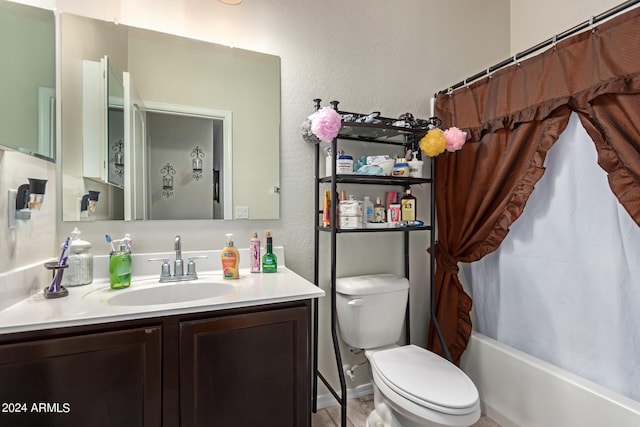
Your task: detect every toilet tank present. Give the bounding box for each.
[336,274,409,349]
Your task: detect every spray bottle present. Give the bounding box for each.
[250,232,261,273]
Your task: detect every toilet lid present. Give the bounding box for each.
[369,345,479,414]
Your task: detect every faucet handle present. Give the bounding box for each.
[148,258,171,279]
[187,256,207,277]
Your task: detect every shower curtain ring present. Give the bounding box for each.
[487,68,492,79]
[589,16,596,33]
[552,35,557,49]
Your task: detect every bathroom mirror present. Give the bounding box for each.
[0,0,55,161]
[60,13,281,221]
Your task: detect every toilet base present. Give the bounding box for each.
[367,381,479,427]
[366,384,448,427]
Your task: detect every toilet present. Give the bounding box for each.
[336,274,481,427]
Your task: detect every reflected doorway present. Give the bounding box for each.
[145,111,224,220]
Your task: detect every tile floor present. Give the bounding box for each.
[311,395,500,427]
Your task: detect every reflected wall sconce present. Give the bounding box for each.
[112,139,124,177]
[161,163,176,198]
[191,146,205,181]
[80,191,100,218]
[8,178,48,229]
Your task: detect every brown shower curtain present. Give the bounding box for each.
[428,6,640,364]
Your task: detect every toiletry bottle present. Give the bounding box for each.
[262,231,278,273]
[374,197,386,223]
[63,227,93,287]
[408,152,424,178]
[363,196,374,224]
[401,189,417,222]
[221,233,240,279]
[322,190,331,227]
[109,236,132,290]
[250,232,261,273]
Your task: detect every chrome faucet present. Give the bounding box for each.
[148,235,206,282]
[174,235,184,277]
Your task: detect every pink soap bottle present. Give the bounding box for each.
[250,232,261,273]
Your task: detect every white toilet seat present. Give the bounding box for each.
[368,345,480,424]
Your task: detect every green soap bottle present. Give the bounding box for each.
[261,231,278,273]
[109,244,132,289]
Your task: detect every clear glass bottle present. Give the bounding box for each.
[374,197,386,223]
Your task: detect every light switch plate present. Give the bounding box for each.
[236,206,249,219]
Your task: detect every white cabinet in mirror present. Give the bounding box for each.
[60,13,280,222]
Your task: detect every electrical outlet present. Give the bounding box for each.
[236,206,249,219]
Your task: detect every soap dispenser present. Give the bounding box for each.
[408,151,424,178]
[62,227,93,287]
[221,233,240,279]
[109,235,132,290]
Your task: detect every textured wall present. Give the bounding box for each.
[510,0,629,54]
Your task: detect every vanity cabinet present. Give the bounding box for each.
[0,325,162,427]
[0,300,311,427]
[179,305,310,427]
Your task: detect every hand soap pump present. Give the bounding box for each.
[221,233,240,279]
[408,151,424,178]
[109,234,132,290]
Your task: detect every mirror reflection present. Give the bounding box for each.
[60,13,281,222]
[0,1,55,161]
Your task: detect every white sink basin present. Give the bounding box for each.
[104,282,236,306]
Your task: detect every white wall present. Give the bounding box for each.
[0,150,57,309]
[510,0,627,54]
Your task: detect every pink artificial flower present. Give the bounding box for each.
[310,107,342,142]
[443,127,467,152]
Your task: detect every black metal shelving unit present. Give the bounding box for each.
[311,100,444,427]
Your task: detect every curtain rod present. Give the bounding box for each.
[437,0,640,96]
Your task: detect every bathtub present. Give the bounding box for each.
[461,332,640,427]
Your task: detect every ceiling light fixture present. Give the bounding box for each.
[218,0,242,5]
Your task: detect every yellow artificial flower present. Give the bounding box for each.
[420,129,446,157]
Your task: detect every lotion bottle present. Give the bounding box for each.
[221,233,240,279]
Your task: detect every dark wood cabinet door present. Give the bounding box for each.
[0,326,162,427]
[180,304,310,427]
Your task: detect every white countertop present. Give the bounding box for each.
[0,266,324,335]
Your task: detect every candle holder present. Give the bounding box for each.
[191,146,205,181]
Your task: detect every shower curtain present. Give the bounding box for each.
[427,6,640,366]
[464,113,640,401]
